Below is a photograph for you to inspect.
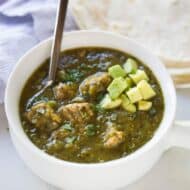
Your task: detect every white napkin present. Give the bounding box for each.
[0,0,78,103]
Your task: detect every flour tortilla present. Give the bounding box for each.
[71,0,190,68]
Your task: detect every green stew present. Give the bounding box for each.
[20,48,164,163]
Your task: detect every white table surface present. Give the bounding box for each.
[0,88,190,190]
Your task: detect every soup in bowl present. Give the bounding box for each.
[20,47,164,163]
[5,31,177,190]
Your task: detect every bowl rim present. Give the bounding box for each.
[5,30,176,168]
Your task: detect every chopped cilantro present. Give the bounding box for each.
[85,124,100,137]
[58,69,84,82]
[93,104,105,113]
[65,136,76,144]
[62,123,73,131]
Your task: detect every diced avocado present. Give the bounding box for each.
[129,70,149,84]
[100,94,122,109]
[107,77,127,99]
[124,103,136,113]
[108,65,126,78]
[121,95,136,112]
[126,87,143,103]
[123,58,138,74]
[137,80,156,100]
[138,101,152,111]
[125,77,133,89]
[121,94,130,107]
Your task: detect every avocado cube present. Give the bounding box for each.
[121,95,136,112]
[126,87,143,103]
[123,58,138,74]
[100,94,122,109]
[125,77,133,89]
[137,80,156,100]
[138,101,152,111]
[108,65,126,78]
[121,94,130,107]
[129,70,149,84]
[107,77,128,99]
[124,103,136,113]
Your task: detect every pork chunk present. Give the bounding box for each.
[53,82,77,100]
[51,125,72,141]
[58,103,94,125]
[79,72,111,97]
[103,127,125,149]
[26,102,61,130]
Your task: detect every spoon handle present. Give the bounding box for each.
[48,0,69,82]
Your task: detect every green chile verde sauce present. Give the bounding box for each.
[20,48,164,163]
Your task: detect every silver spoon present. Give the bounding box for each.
[26,0,69,109]
[48,0,69,82]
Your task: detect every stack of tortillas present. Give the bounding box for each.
[71,0,190,88]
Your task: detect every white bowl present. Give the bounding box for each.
[5,31,188,190]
